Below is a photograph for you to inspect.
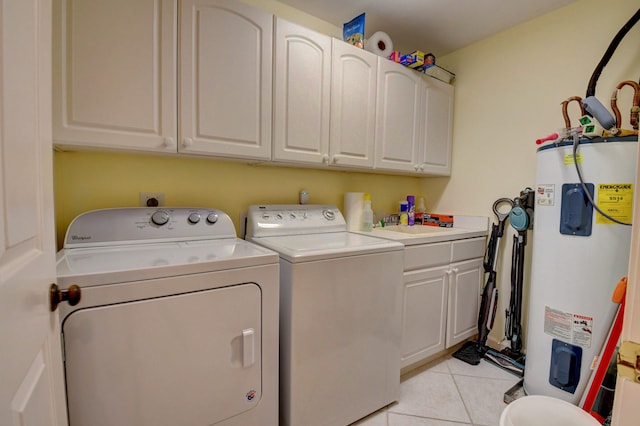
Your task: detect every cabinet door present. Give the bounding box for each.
[374,60,422,173]
[53,0,177,152]
[418,76,454,175]
[446,258,484,348]
[329,39,377,169]
[180,0,272,160]
[273,18,331,164]
[401,266,449,369]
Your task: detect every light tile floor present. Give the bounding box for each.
[353,355,522,426]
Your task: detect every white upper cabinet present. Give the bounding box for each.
[329,40,377,169]
[375,59,454,175]
[53,0,453,174]
[273,18,331,165]
[180,0,273,160]
[53,0,177,152]
[374,59,422,173]
[419,76,454,175]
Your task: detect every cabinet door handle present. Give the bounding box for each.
[332,155,339,164]
[163,137,175,149]
[451,268,459,274]
[182,137,193,148]
[322,154,330,164]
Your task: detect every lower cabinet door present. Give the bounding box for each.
[401,265,449,369]
[446,258,484,348]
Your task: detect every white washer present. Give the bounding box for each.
[245,204,404,426]
[56,207,279,426]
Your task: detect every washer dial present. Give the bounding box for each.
[151,210,170,226]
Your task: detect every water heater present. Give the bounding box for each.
[523,136,637,404]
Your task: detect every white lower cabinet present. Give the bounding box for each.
[446,257,484,347]
[401,266,449,365]
[400,237,485,369]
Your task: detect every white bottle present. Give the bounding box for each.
[361,193,373,232]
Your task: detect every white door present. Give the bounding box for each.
[374,59,422,173]
[446,258,484,347]
[612,142,640,425]
[0,0,67,425]
[180,0,273,160]
[53,0,177,153]
[273,17,331,165]
[401,266,449,368]
[329,39,377,169]
[419,76,454,175]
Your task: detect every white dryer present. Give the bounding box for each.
[56,207,279,426]
[245,205,404,426]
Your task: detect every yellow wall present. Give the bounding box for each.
[428,0,640,344]
[53,152,422,248]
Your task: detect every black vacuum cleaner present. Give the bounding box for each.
[453,189,534,377]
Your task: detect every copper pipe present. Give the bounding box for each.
[561,96,586,130]
[611,80,640,130]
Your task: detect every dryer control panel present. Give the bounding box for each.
[64,207,237,248]
[246,205,346,238]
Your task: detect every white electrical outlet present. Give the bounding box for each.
[139,192,165,207]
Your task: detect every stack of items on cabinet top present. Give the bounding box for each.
[343,12,455,84]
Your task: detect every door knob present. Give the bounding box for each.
[49,284,81,312]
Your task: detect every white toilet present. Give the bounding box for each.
[500,395,602,426]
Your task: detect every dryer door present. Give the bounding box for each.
[62,282,262,426]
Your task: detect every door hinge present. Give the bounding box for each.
[617,340,640,383]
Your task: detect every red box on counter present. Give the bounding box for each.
[423,213,454,227]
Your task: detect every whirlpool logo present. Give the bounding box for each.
[71,235,91,241]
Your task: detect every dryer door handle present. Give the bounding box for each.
[242,328,255,367]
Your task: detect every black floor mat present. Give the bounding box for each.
[452,341,484,365]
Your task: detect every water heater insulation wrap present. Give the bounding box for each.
[523,137,637,404]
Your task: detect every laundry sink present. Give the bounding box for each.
[366,216,490,246]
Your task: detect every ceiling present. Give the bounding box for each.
[277,0,579,57]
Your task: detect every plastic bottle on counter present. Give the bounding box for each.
[416,197,426,225]
[399,201,409,225]
[407,195,415,226]
[361,193,373,232]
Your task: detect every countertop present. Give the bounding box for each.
[356,215,490,246]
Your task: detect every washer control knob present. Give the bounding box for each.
[323,209,335,221]
[289,213,296,220]
[151,210,170,226]
[276,213,283,220]
[206,213,219,224]
[188,213,201,224]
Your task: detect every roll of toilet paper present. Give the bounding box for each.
[344,192,365,232]
[365,31,393,57]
